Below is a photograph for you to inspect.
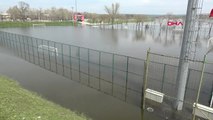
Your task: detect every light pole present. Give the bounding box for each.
[175,0,199,110]
[71,7,74,20]
[75,0,77,13]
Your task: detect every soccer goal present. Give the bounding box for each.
[38,45,58,56]
[32,23,46,27]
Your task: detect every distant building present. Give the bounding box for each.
[74,13,84,22]
[0,13,11,21]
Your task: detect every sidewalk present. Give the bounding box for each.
[0,47,141,120]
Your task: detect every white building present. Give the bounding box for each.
[0,12,11,21]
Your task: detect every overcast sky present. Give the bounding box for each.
[0,0,212,15]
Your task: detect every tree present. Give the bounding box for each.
[7,1,30,21]
[99,14,109,28]
[90,13,97,23]
[7,6,20,21]
[56,8,71,20]
[18,1,30,21]
[134,15,147,30]
[105,3,120,29]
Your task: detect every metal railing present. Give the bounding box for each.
[0,31,145,107]
[1,30,213,120]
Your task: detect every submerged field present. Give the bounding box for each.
[0,76,89,120]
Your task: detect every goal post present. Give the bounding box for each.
[32,23,46,27]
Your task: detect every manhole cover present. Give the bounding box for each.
[147,107,154,112]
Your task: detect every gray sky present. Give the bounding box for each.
[0,0,212,14]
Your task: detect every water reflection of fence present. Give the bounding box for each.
[92,22,149,31]
[1,31,213,120]
[94,22,213,40]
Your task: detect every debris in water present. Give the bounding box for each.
[147,107,154,112]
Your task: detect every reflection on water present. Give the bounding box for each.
[0,24,213,61]
[1,24,213,120]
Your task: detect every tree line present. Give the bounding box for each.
[4,1,150,23]
[6,1,73,21]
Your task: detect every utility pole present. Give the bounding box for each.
[175,0,199,110]
[72,7,74,20]
[75,0,77,13]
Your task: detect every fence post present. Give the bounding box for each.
[0,31,1,43]
[9,33,12,49]
[141,48,151,110]
[88,49,90,86]
[161,64,166,92]
[23,37,27,60]
[47,41,51,71]
[26,37,30,62]
[125,56,129,101]
[1,32,3,46]
[42,40,45,68]
[5,33,7,47]
[54,42,58,74]
[12,34,16,54]
[3,33,6,46]
[61,44,65,76]
[192,55,207,120]
[99,51,101,90]
[69,45,73,80]
[5,33,8,48]
[112,54,115,95]
[19,36,23,58]
[31,37,35,64]
[36,38,40,66]
[16,34,20,57]
[78,47,81,82]
[7,33,10,48]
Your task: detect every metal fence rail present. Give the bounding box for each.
[1,31,213,120]
[0,31,145,107]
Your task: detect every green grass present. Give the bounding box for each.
[0,76,90,120]
[0,21,76,28]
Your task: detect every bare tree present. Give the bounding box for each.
[105,3,120,29]
[134,15,147,30]
[18,1,30,21]
[90,13,97,23]
[7,6,20,21]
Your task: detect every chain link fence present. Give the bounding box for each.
[0,31,145,107]
[0,30,213,120]
[142,50,213,120]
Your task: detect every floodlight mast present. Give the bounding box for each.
[75,0,77,13]
[175,0,199,110]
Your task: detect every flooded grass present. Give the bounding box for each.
[0,21,76,28]
[0,76,90,120]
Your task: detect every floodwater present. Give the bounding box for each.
[1,25,213,72]
[0,48,141,120]
[1,25,212,60]
[0,25,213,120]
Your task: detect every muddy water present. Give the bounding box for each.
[0,26,213,120]
[1,26,212,60]
[0,48,142,120]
